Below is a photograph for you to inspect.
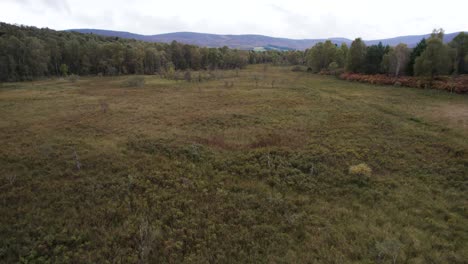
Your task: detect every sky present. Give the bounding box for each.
[0,0,466,40]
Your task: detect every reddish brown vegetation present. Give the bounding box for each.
[337,73,468,94]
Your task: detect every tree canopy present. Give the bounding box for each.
[0,23,303,81]
[0,23,466,82]
[414,30,452,77]
[346,38,367,73]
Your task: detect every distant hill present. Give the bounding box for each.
[68,29,466,50]
[364,32,462,47]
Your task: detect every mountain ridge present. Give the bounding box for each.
[68,29,465,50]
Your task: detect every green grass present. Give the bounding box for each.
[1,65,467,263]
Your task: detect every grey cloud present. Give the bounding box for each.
[120,11,189,34]
[1,0,70,13]
[0,0,466,39]
[41,0,71,13]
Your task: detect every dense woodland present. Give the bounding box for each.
[0,23,467,82]
[0,23,299,82]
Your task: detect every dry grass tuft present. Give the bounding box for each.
[122,76,146,87]
[349,163,372,177]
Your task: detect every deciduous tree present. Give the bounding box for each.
[449,32,468,74]
[346,38,367,73]
[414,30,452,78]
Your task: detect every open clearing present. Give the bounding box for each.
[1,65,467,263]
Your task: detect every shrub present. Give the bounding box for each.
[349,163,372,177]
[68,74,79,83]
[338,73,468,94]
[60,64,68,76]
[349,163,372,186]
[328,62,339,71]
[123,76,145,87]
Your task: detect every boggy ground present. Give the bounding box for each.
[0,65,467,263]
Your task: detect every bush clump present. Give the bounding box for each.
[123,76,145,87]
[338,73,468,94]
[349,163,372,187]
[68,74,79,83]
[349,163,372,177]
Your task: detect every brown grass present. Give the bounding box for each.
[0,65,467,263]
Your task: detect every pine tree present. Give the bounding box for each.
[407,39,427,76]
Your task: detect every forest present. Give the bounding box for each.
[0,22,300,82]
[1,23,466,84]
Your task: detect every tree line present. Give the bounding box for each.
[1,23,466,82]
[0,23,304,82]
[305,29,468,78]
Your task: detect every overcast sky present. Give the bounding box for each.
[0,0,466,39]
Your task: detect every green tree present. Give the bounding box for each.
[286,51,304,65]
[382,44,410,77]
[60,64,68,76]
[63,39,81,74]
[407,38,427,76]
[306,40,338,72]
[364,42,389,74]
[335,43,348,68]
[143,48,161,74]
[206,48,222,70]
[170,41,188,70]
[414,30,452,78]
[0,35,21,81]
[346,38,367,73]
[45,38,61,75]
[189,47,202,70]
[449,32,468,74]
[0,21,281,81]
[17,37,49,79]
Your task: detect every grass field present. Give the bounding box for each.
[1,65,467,263]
